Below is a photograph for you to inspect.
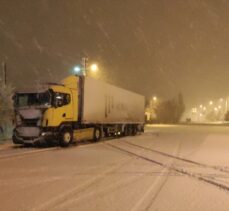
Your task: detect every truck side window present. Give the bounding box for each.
[54,93,71,107]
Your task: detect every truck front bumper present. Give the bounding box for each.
[13,129,57,145]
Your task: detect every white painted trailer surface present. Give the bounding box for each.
[82,77,145,124]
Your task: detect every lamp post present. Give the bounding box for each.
[73,58,99,76]
[82,57,88,76]
[2,61,6,86]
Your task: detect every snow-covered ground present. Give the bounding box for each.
[1,124,229,210]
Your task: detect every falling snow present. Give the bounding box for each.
[1,0,229,109]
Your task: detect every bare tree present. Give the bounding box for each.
[0,82,14,139]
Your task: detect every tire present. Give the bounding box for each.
[131,125,137,136]
[12,134,23,144]
[103,128,109,137]
[12,135,18,144]
[93,127,102,142]
[59,128,73,147]
[141,125,144,133]
[123,125,129,136]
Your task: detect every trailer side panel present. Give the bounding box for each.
[83,77,145,124]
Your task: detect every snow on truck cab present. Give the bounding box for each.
[12,75,145,147]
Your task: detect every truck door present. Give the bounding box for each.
[52,92,74,126]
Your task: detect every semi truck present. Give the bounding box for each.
[12,75,145,147]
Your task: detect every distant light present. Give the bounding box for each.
[90,64,98,72]
[153,96,157,101]
[192,107,197,113]
[209,101,213,105]
[218,105,222,109]
[74,66,81,73]
[200,105,203,108]
[220,98,224,102]
[214,107,218,111]
[203,107,206,111]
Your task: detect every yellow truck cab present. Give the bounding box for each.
[12,75,145,147]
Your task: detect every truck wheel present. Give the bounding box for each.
[131,125,137,136]
[141,125,144,133]
[12,135,21,144]
[59,128,73,147]
[93,127,102,142]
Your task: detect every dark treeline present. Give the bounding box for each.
[155,93,185,124]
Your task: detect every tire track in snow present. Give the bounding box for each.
[106,142,229,193]
[127,139,183,211]
[0,147,59,160]
[54,141,181,211]
[124,141,229,175]
[31,157,132,211]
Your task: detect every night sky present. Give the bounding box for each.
[1,0,229,108]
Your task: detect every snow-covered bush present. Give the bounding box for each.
[0,83,14,140]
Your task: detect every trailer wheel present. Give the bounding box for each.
[131,125,137,136]
[93,127,102,142]
[59,128,73,147]
[104,128,109,137]
[123,125,129,136]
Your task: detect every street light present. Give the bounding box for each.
[74,66,81,74]
[153,96,157,101]
[90,64,98,73]
[192,107,197,113]
[81,58,99,75]
[73,59,99,76]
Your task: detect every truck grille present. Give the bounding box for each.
[22,118,39,127]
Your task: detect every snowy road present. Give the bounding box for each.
[1,124,229,210]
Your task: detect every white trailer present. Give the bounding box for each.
[82,77,145,124]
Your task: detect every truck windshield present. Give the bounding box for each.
[15,91,51,108]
